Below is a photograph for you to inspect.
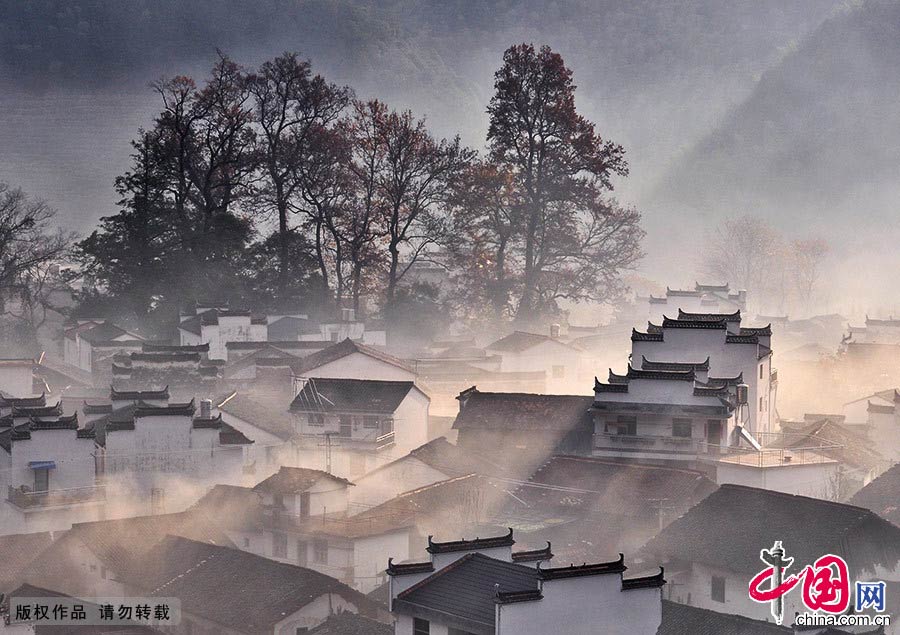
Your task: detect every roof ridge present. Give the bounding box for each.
[718,483,876,514]
[549,454,711,478]
[392,474,480,500]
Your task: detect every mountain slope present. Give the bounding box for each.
[654,0,900,232]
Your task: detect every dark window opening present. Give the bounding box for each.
[711,575,726,603]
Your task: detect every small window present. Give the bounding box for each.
[552,365,565,378]
[363,416,380,429]
[307,413,325,426]
[338,415,352,437]
[413,618,430,635]
[313,539,328,564]
[759,364,764,380]
[759,397,764,411]
[672,419,692,438]
[243,537,250,548]
[711,575,726,603]
[296,628,309,635]
[273,532,288,559]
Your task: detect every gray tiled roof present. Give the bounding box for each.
[290,377,415,414]
[395,553,538,631]
[643,484,900,575]
[309,612,393,635]
[658,600,789,634]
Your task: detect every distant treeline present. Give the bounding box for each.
[2,43,645,346]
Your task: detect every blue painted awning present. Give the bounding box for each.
[28,461,56,470]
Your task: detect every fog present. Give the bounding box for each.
[7,4,900,634]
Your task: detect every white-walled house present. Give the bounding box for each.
[291,338,418,383]
[190,482,413,594]
[290,377,431,478]
[253,466,354,518]
[389,529,665,635]
[592,364,738,462]
[485,330,589,393]
[178,308,269,360]
[0,413,102,533]
[643,283,747,326]
[643,484,900,627]
[95,397,252,513]
[630,312,776,437]
[62,320,144,376]
[296,309,387,347]
[15,519,391,634]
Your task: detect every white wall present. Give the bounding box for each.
[632,327,773,435]
[498,575,662,635]
[302,353,416,382]
[10,431,95,492]
[393,389,431,453]
[355,531,411,593]
[715,461,840,500]
[103,413,245,511]
[488,340,588,394]
[273,593,359,634]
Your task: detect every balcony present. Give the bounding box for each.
[375,430,395,450]
[7,484,106,510]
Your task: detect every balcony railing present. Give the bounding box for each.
[7,484,106,509]
[593,432,711,455]
[375,430,395,449]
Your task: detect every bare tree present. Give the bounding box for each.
[0,184,72,349]
[791,237,830,310]
[343,100,390,312]
[247,52,350,295]
[487,43,628,321]
[700,215,784,310]
[374,106,473,311]
[448,159,520,320]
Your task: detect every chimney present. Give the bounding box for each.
[550,323,561,339]
[200,398,212,419]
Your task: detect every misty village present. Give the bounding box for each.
[3,2,900,634]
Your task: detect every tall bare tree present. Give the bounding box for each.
[486,43,637,321]
[0,184,72,349]
[700,215,784,311]
[374,106,472,311]
[343,100,390,312]
[448,160,520,320]
[247,52,350,295]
